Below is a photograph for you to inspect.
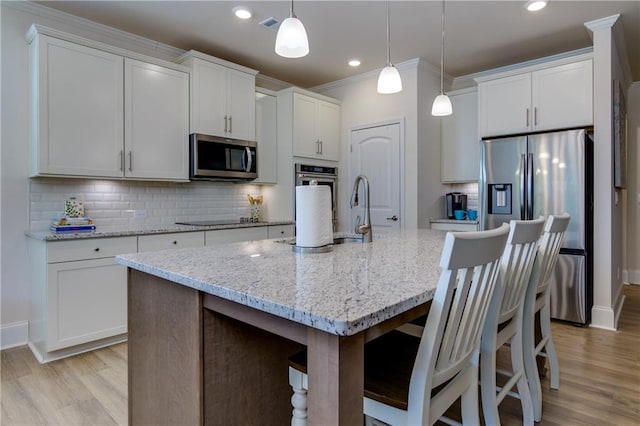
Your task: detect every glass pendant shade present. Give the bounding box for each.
[275,16,309,58]
[377,64,402,94]
[431,94,453,116]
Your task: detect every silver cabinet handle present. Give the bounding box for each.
[128,151,133,172]
[319,140,323,155]
[120,150,124,171]
[534,107,538,126]
[229,115,232,134]
[224,115,228,133]
[526,108,530,127]
[386,215,399,221]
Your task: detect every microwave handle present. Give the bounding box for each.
[243,147,252,172]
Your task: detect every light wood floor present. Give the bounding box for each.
[2,285,639,425]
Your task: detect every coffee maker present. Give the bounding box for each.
[445,192,467,219]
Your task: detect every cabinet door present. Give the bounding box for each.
[226,70,256,141]
[479,73,531,137]
[292,93,319,159]
[47,258,127,351]
[191,58,227,137]
[267,224,294,239]
[441,91,479,182]
[255,93,278,184]
[317,100,340,161]
[124,59,189,180]
[532,60,593,131]
[34,35,123,177]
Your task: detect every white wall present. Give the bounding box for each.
[626,82,640,284]
[0,2,266,349]
[315,60,447,231]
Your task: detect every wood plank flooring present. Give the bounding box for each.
[2,285,639,425]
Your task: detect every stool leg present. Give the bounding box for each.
[512,314,534,426]
[462,361,481,425]
[289,368,308,426]
[480,344,501,426]
[540,299,559,389]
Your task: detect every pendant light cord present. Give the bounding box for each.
[290,0,295,18]
[386,0,391,66]
[440,0,445,95]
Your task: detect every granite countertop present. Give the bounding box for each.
[116,228,446,336]
[26,221,295,241]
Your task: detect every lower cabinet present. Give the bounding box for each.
[206,227,268,245]
[138,232,205,252]
[430,221,479,232]
[268,224,295,239]
[28,236,137,363]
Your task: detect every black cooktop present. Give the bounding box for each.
[175,220,242,226]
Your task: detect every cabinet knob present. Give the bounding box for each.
[94,247,100,252]
[173,241,177,245]
[280,231,284,234]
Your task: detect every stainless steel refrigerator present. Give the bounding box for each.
[480,128,593,325]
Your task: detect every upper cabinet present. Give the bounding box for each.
[441,89,479,183]
[27,25,190,181]
[278,88,341,162]
[254,89,278,184]
[177,51,258,142]
[478,59,593,137]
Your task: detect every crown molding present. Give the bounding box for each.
[5,0,184,59]
[584,14,620,33]
[256,74,293,91]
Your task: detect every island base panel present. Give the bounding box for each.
[203,309,304,425]
[128,270,203,426]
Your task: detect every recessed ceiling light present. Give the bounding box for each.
[233,6,253,20]
[525,0,547,12]
[348,59,361,67]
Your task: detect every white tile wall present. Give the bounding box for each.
[29,178,263,231]
[444,183,479,209]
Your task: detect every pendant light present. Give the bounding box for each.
[432,0,452,116]
[275,0,309,58]
[377,0,402,94]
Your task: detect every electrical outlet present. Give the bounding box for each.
[134,209,147,219]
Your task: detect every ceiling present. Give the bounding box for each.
[35,1,640,88]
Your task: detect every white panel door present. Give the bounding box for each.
[37,35,124,177]
[317,100,340,161]
[479,73,531,137]
[226,69,256,141]
[47,258,127,351]
[191,58,227,136]
[124,58,189,180]
[350,123,401,229]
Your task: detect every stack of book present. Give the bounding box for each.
[50,216,96,232]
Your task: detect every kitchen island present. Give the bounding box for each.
[116,229,447,425]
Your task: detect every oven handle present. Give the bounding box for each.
[244,147,252,172]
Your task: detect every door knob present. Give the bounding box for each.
[386,215,399,221]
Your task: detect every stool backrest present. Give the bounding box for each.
[529,214,571,296]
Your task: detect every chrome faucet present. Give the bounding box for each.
[350,175,373,243]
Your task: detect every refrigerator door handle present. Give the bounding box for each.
[520,153,527,220]
[527,153,534,220]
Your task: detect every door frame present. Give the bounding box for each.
[348,117,406,230]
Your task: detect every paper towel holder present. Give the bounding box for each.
[292,244,333,254]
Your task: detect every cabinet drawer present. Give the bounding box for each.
[268,225,294,239]
[47,237,137,263]
[138,232,205,252]
[205,227,268,245]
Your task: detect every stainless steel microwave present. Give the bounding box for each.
[189,133,257,181]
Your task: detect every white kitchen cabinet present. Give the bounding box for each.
[138,232,205,252]
[205,227,269,245]
[430,221,479,232]
[28,236,137,363]
[255,89,278,184]
[29,34,124,178]
[267,224,295,239]
[478,59,592,137]
[124,59,189,180]
[27,25,190,181]
[441,89,479,183]
[177,51,258,141]
[278,87,341,162]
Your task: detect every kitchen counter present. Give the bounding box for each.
[117,228,448,425]
[26,220,294,241]
[116,228,445,336]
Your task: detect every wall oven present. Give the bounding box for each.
[295,163,338,229]
[190,133,257,181]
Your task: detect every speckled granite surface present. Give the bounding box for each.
[26,221,294,241]
[116,229,447,336]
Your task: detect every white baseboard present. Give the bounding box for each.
[590,305,617,330]
[1,321,29,350]
[626,269,640,284]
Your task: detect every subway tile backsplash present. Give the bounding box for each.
[30,178,263,232]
